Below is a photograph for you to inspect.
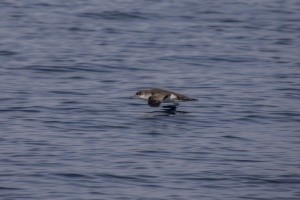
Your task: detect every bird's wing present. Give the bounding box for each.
[148,94,170,107]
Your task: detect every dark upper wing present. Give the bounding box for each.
[148,95,169,107]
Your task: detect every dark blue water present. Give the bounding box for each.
[1,0,300,199]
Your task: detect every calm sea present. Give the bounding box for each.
[0,0,299,199]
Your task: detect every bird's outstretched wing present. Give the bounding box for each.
[148,94,170,107]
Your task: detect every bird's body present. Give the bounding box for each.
[131,88,198,107]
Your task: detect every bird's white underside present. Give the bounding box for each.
[139,94,179,103]
[162,94,178,103]
[139,94,151,100]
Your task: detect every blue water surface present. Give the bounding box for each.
[0,0,300,199]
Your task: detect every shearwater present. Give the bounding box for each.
[130,88,198,107]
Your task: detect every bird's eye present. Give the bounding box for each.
[136,92,141,95]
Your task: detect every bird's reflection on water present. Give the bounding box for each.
[142,105,189,118]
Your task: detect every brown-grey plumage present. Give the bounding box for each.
[131,88,198,107]
[148,94,171,107]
